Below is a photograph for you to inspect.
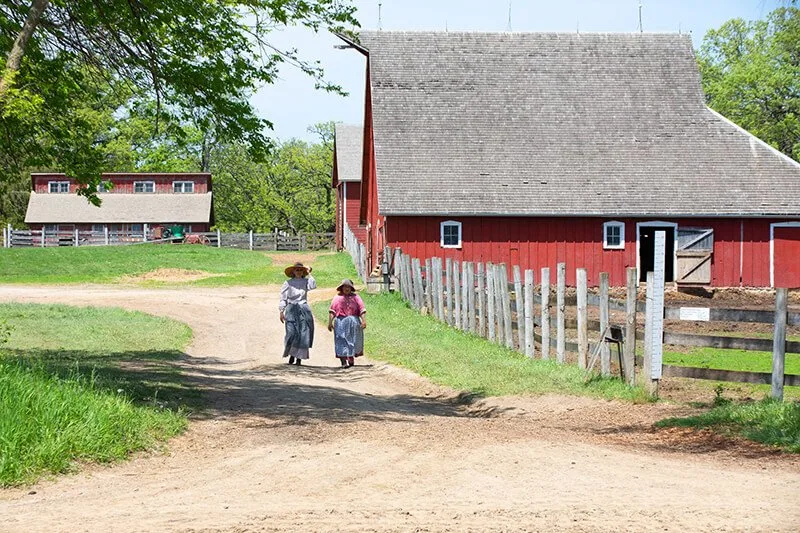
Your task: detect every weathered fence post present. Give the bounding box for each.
[74,227,79,247]
[1,225,6,248]
[773,287,788,401]
[643,271,655,387]
[453,260,462,329]
[143,224,148,243]
[467,262,476,334]
[435,258,445,322]
[445,258,454,326]
[494,265,506,345]
[487,262,496,342]
[599,272,611,376]
[541,267,551,360]
[40,226,45,248]
[412,258,424,310]
[216,229,221,248]
[514,266,524,352]
[477,262,486,337]
[249,230,253,251]
[577,268,588,369]
[501,266,514,349]
[524,269,535,358]
[624,267,637,385]
[425,258,433,312]
[556,262,566,363]
[461,262,469,330]
[104,226,109,246]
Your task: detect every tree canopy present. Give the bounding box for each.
[697,6,800,161]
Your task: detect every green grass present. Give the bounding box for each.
[314,293,649,401]
[0,303,195,486]
[657,398,800,452]
[663,347,800,375]
[0,245,357,287]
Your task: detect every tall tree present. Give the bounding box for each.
[698,7,800,161]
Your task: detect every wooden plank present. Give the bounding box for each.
[599,272,611,376]
[661,364,800,387]
[556,262,566,363]
[624,267,637,385]
[774,288,787,400]
[461,262,469,330]
[643,271,654,387]
[514,266,524,353]
[425,258,433,312]
[453,260,462,330]
[662,332,800,353]
[412,258,424,310]
[577,268,588,369]
[467,262,476,334]
[501,266,514,349]
[487,262,496,342]
[435,257,445,322]
[541,267,551,360]
[524,269,535,358]
[477,262,486,337]
[445,258,454,326]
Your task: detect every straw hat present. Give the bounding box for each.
[284,262,310,278]
[336,279,357,292]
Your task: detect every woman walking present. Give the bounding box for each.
[279,262,316,365]
[327,279,366,368]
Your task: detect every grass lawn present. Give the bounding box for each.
[0,245,357,287]
[0,303,195,486]
[314,292,649,401]
[663,347,800,375]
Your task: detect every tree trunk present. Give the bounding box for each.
[0,0,51,100]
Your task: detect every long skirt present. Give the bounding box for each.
[333,315,364,358]
[283,303,314,359]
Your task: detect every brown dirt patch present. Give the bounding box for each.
[120,268,226,283]
[264,251,336,265]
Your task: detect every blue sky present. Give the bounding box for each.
[253,0,782,142]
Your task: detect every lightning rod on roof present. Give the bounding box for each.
[378,2,382,31]
[638,2,643,33]
[507,1,512,31]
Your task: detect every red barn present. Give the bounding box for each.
[340,31,800,288]
[24,172,213,240]
[332,124,367,250]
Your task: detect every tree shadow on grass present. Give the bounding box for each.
[2,349,510,427]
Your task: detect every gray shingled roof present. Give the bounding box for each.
[358,31,800,217]
[334,123,363,182]
[25,193,213,223]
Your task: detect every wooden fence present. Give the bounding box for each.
[388,249,797,398]
[2,224,334,252]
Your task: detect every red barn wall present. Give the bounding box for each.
[386,216,788,288]
[33,174,210,194]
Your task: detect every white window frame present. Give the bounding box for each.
[134,181,155,193]
[172,180,194,193]
[603,221,625,250]
[440,220,462,249]
[48,181,69,193]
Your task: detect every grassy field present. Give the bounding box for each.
[657,398,800,452]
[0,303,194,486]
[314,293,650,401]
[0,245,357,287]
[663,347,800,374]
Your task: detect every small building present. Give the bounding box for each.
[340,31,800,288]
[332,124,367,250]
[24,172,213,241]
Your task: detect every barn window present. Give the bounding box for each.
[440,220,462,248]
[48,181,69,193]
[173,181,194,193]
[603,221,625,250]
[134,181,155,193]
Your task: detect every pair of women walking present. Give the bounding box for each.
[278,262,367,367]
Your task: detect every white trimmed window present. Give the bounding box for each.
[134,181,155,193]
[603,221,625,250]
[440,220,462,248]
[48,181,69,193]
[173,181,194,193]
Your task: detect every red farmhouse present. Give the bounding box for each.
[340,31,800,288]
[25,172,213,239]
[332,124,367,250]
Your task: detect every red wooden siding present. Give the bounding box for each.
[774,226,800,288]
[33,174,210,194]
[335,181,366,249]
[386,216,792,288]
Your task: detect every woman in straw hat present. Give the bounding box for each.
[279,262,316,365]
[327,279,366,368]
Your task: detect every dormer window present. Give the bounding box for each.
[134,181,155,193]
[440,220,462,248]
[603,221,625,250]
[48,181,69,193]
[173,181,194,193]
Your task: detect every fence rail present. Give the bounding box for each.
[2,224,334,252]
[386,249,796,399]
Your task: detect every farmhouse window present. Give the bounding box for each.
[134,181,155,193]
[173,181,194,193]
[603,221,625,250]
[92,224,105,234]
[440,220,462,248]
[48,181,69,193]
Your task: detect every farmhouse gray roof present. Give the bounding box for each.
[25,192,213,224]
[356,31,800,217]
[334,123,363,182]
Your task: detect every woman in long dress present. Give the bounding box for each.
[327,279,366,368]
[279,262,316,365]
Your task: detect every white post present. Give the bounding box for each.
[74,227,79,247]
[6,223,11,248]
[577,268,588,369]
[773,288,788,401]
[41,226,45,248]
[142,223,148,242]
[648,231,666,397]
[524,269,535,358]
[249,230,253,251]
[541,267,551,360]
[216,228,221,248]
[487,262,496,342]
[556,262,566,363]
[514,266,524,352]
[2,225,6,248]
[104,225,109,246]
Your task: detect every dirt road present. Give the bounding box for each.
[1,285,798,532]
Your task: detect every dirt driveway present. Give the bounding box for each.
[0,285,798,532]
